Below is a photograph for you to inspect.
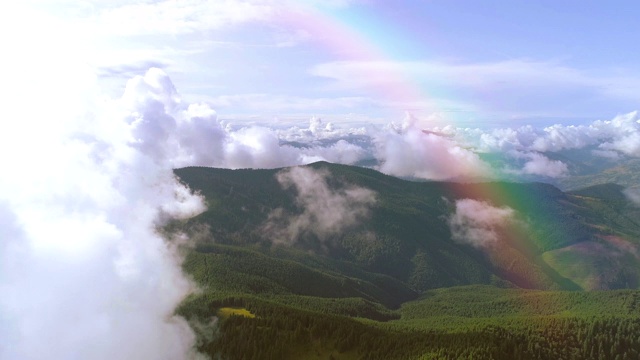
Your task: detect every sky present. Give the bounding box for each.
[4,0,640,128]
[3,1,640,359]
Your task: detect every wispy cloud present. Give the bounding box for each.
[203,93,377,113]
[447,199,520,248]
[262,166,376,245]
[84,0,277,36]
[311,59,640,119]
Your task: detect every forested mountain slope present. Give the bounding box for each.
[172,162,640,359]
[175,162,640,293]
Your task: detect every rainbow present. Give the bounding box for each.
[277,4,445,124]
[278,3,583,309]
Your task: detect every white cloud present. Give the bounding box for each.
[503,152,569,178]
[311,59,640,120]
[311,59,640,99]
[84,0,277,36]
[301,139,369,165]
[600,131,640,157]
[0,67,209,359]
[126,75,640,182]
[447,199,519,248]
[262,166,376,244]
[373,116,491,181]
[453,111,640,157]
[624,188,640,206]
[521,153,568,178]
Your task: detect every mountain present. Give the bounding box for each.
[478,148,640,191]
[557,158,640,191]
[172,162,640,359]
[174,162,640,292]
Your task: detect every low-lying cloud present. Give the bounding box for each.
[447,199,519,248]
[623,187,640,206]
[506,152,569,178]
[263,166,376,245]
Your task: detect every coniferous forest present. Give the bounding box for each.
[173,163,640,359]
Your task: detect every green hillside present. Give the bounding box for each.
[175,162,640,291]
[172,162,640,359]
[557,158,640,191]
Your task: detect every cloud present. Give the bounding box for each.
[97,60,171,79]
[262,166,376,244]
[224,126,302,168]
[520,153,569,178]
[0,67,213,359]
[505,152,569,178]
[310,59,640,120]
[85,0,277,36]
[122,69,640,183]
[464,111,640,155]
[373,115,491,181]
[447,199,519,248]
[623,188,640,206]
[203,93,376,114]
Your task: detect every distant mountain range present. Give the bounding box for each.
[479,147,640,191]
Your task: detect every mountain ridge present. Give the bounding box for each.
[174,161,640,293]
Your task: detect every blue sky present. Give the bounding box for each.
[4,0,640,128]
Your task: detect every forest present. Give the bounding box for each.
[173,163,640,359]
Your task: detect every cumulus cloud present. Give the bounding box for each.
[0,65,217,359]
[463,111,640,156]
[374,116,491,181]
[120,69,640,184]
[86,0,277,36]
[503,152,569,178]
[521,153,569,178]
[117,71,383,171]
[447,199,519,248]
[262,166,376,244]
[108,71,640,185]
